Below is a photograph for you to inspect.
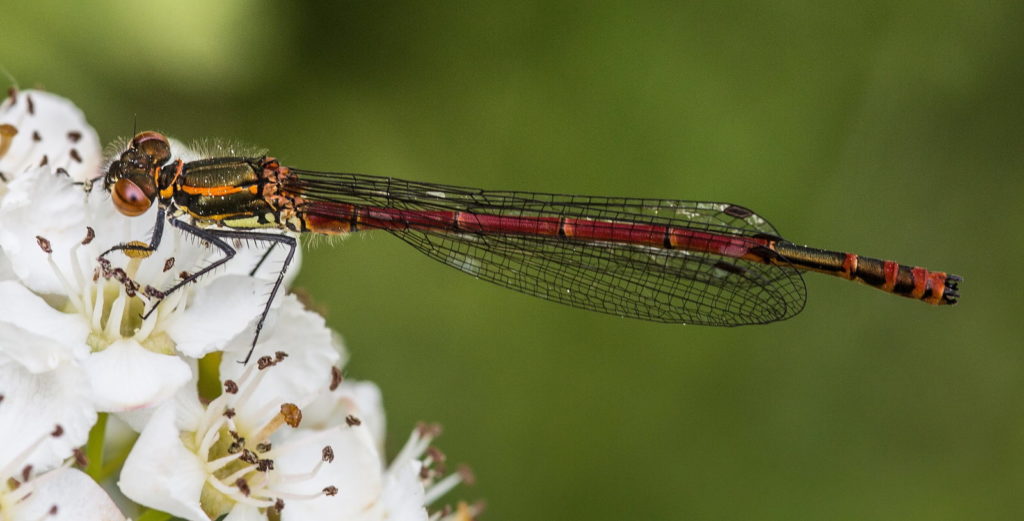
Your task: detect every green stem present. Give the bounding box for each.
[84,412,108,480]
[136,508,173,521]
[99,431,139,481]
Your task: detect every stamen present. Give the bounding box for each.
[251,404,302,443]
[204,451,243,473]
[40,239,86,314]
[423,469,465,505]
[268,486,337,502]
[198,415,229,461]
[103,288,128,339]
[0,424,64,480]
[272,458,325,483]
[203,475,273,508]
[221,464,259,485]
[392,424,436,471]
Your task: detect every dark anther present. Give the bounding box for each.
[51,425,64,437]
[458,464,477,486]
[32,130,41,142]
[322,486,338,497]
[82,227,95,245]
[72,448,88,467]
[70,148,82,163]
[163,257,175,272]
[417,422,443,438]
[224,380,239,394]
[256,442,272,453]
[322,446,335,463]
[345,415,361,427]
[330,366,343,391]
[240,449,258,465]
[426,446,446,464]
[36,236,52,254]
[67,131,82,143]
[235,478,251,497]
[257,356,274,370]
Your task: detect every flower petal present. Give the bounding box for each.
[119,402,211,521]
[219,294,340,422]
[16,468,126,521]
[0,280,89,372]
[379,459,430,521]
[165,275,265,358]
[0,168,93,295]
[0,361,96,472]
[274,424,383,521]
[82,339,192,412]
[303,379,386,452]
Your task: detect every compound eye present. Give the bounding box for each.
[112,178,153,216]
[131,131,171,166]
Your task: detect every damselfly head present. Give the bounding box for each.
[104,131,170,216]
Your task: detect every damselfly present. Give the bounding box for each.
[100,131,960,363]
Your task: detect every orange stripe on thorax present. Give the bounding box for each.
[180,184,258,197]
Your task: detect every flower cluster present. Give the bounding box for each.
[0,89,477,521]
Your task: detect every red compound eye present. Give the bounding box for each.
[131,131,171,166]
[111,178,153,216]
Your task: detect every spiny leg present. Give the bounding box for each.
[100,206,167,262]
[249,242,278,277]
[164,221,297,365]
[135,218,244,321]
[242,233,296,365]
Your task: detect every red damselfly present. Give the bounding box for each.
[100,131,960,363]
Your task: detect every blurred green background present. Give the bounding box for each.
[6,1,1022,519]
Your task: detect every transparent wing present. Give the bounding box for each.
[287,170,807,325]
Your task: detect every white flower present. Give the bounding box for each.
[0,88,102,189]
[119,298,343,521]
[0,89,478,520]
[291,371,479,520]
[0,90,289,412]
[0,361,95,478]
[0,467,126,521]
[0,407,124,521]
